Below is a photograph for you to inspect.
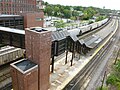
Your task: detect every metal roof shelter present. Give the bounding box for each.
[69,35,79,42]
[52,30,69,41]
[83,35,101,49]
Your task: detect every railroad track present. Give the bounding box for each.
[63,19,119,90]
[78,39,113,90]
[0,82,12,90]
[0,47,24,89]
[63,38,112,90]
[0,72,11,82]
[0,63,11,89]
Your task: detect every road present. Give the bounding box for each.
[86,19,120,90]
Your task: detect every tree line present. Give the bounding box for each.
[43,1,113,20]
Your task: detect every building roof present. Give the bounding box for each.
[69,35,79,42]
[81,35,100,48]
[0,26,25,35]
[15,59,37,72]
[11,59,38,74]
[52,30,69,41]
[0,15,21,17]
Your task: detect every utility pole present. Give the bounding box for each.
[114,48,120,64]
[100,71,106,90]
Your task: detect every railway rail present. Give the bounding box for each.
[0,82,12,90]
[0,47,24,89]
[0,63,11,89]
[63,36,113,90]
[0,72,11,83]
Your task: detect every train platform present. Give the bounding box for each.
[50,52,92,90]
[49,19,119,90]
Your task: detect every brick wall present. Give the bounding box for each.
[10,61,38,90]
[25,30,52,90]
[22,12,44,28]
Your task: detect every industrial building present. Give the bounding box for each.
[0,0,39,14]
[0,0,44,28]
[10,28,52,90]
[0,15,24,29]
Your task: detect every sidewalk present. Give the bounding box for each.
[50,52,91,90]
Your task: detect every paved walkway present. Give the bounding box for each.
[50,52,91,90]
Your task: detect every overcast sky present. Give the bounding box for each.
[43,0,120,10]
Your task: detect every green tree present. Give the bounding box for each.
[42,1,49,6]
[43,1,112,20]
[44,5,53,16]
[83,7,97,20]
[115,60,120,72]
[54,20,65,29]
[72,10,79,20]
[54,6,60,16]
[63,9,71,18]
[70,16,76,21]
[106,74,119,85]
[106,60,120,90]
[96,16,106,22]
[96,86,108,90]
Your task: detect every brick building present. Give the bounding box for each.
[0,0,38,14]
[11,29,52,90]
[11,59,38,90]
[0,15,24,29]
[0,0,44,28]
[25,29,52,90]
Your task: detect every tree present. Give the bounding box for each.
[63,9,71,18]
[83,7,97,20]
[96,16,106,22]
[72,10,79,20]
[44,2,48,6]
[96,86,108,90]
[115,59,120,72]
[44,5,53,16]
[106,74,118,86]
[43,2,112,21]
[70,16,76,21]
[106,60,120,90]
[54,20,65,29]
[54,6,60,16]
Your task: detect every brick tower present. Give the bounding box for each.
[25,29,52,90]
[10,59,38,90]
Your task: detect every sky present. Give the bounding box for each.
[43,0,120,10]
